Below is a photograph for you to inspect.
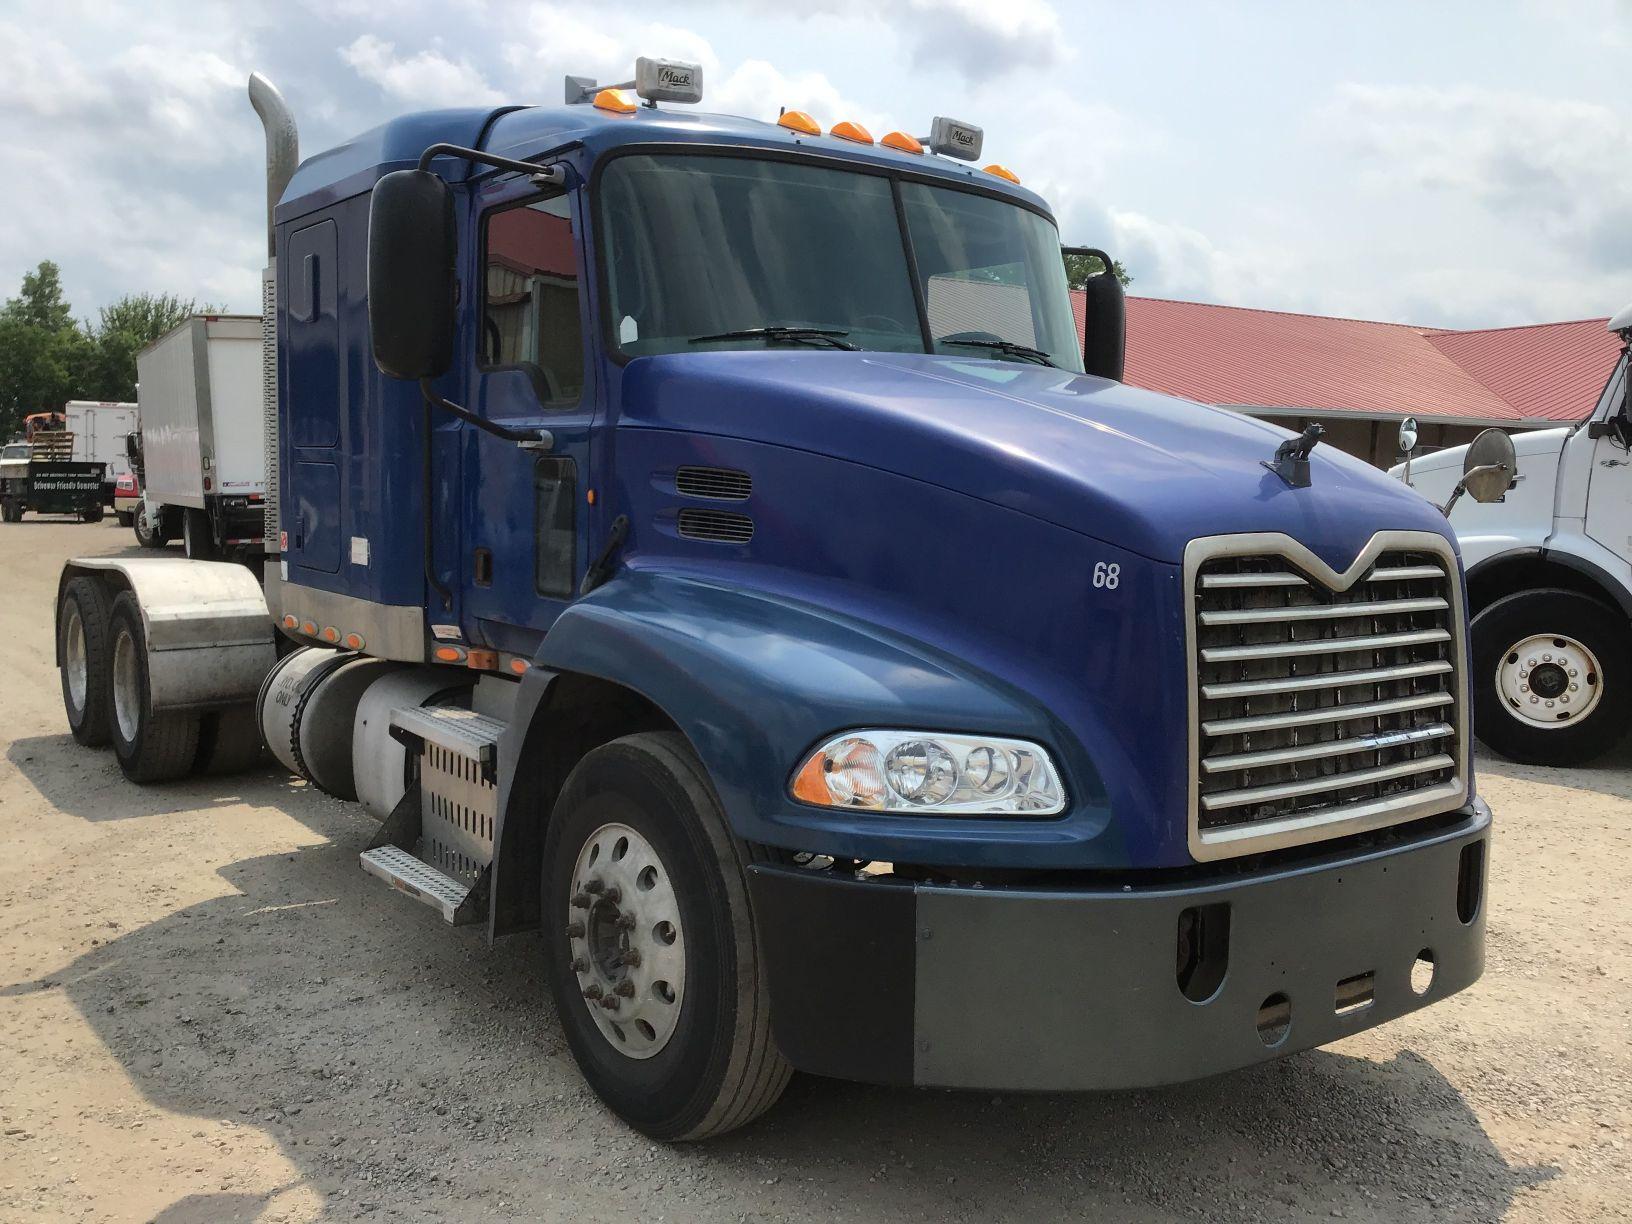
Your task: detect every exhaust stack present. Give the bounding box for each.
[248,72,299,259]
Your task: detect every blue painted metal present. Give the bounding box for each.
[274,99,1468,872]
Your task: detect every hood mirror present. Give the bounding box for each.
[1440,427,1517,517]
[1396,416,1419,486]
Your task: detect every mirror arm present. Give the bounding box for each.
[418,379,555,450]
[415,142,565,188]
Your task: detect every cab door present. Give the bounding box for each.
[1584,356,1632,565]
[459,180,597,655]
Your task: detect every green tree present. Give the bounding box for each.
[0,261,90,438]
[1062,250,1131,289]
[81,292,214,402]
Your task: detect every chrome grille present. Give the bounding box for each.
[1186,532,1467,860]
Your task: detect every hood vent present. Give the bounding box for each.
[677,507,754,545]
[675,465,751,501]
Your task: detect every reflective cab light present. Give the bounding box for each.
[881,131,923,154]
[434,646,466,664]
[829,120,873,144]
[791,730,1065,815]
[320,626,338,643]
[777,109,821,136]
[281,614,298,629]
[343,632,365,650]
[983,163,1021,184]
[301,621,318,636]
[509,657,529,675]
[593,87,637,114]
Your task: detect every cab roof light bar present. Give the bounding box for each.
[567,57,704,108]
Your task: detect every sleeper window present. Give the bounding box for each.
[482,191,584,406]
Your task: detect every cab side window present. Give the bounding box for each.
[481,190,584,406]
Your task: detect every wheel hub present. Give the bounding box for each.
[1496,633,1602,729]
[566,822,685,1059]
[64,604,87,711]
[112,627,139,744]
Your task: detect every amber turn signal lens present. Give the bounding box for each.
[828,120,873,144]
[593,87,637,114]
[777,109,821,136]
[881,131,923,154]
[983,163,1020,184]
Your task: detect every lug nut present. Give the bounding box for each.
[583,983,603,1000]
[602,886,622,905]
[584,879,605,895]
[615,913,637,931]
[570,893,592,909]
[565,921,585,938]
[614,980,636,998]
[571,957,588,973]
[598,996,621,1011]
[616,948,642,968]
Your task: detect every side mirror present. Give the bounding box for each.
[367,169,456,381]
[1440,427,1518,516]
[1063,246,1125,381]
[1397,416,1419,456]
[124,432,141,459]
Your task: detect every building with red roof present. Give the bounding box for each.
[1073,292,1624,466]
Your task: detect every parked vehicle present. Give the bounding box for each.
[64,400,138,506]
[2,431,105,522]
[1395,304,1632,765]
[55,66,1494,1140]
[135,316,266,558]
[113,470,141,527]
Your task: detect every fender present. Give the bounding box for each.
[1466,545,1632,620]
[57,558,276,711]
[486,567,1116,937]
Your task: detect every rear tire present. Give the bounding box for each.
[116,511,133,528]
[80,504,104,524]
[2,499,22,522]
[59,577,114,747]
[183,507,218,560]
[108,591,200,782]
[1471,588,1632,765]
[541,732,790,1141]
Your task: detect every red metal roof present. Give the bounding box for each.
[1072,293,1621,424]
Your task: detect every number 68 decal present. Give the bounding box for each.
[1092,561,1120,589]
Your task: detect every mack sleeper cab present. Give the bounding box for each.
[55,63,1492,1140]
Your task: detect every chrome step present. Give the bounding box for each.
[390,705,505,769]
[359,845,477,924]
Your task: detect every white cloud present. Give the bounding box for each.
[341,34,504,106]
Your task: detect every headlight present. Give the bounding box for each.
[790,730,1066,816]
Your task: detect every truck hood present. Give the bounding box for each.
[620,351,1453,568]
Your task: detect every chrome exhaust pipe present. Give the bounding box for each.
[248,72,299,260]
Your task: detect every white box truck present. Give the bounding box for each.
[63,401,138,508]
[134,315,267,559]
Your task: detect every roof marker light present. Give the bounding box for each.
[881,130,923,154]
[778,110,821,136]
[593,87,638,114]
[829,120,873,145]
[983,163,1021,184]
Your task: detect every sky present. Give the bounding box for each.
[1,0,1628,330]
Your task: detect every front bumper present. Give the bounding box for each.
[748,801,1489,1091]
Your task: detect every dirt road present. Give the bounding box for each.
[1,520,1628,1222]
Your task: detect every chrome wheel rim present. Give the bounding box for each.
[64,603,87,713]
[112,627,140,743]
[567,822,685,1059]
[1496,633,1602,729]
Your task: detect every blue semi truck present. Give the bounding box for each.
[55,63,1493,1140]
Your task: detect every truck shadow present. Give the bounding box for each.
[6,733,296,823]
[15,803,1554,1222]
[1473,741,1632,800]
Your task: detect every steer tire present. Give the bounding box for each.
[107,591,200,782]
[1471,588,1632,766]
[59,577,114,747]
[541,732,790,1141]
[134,504,167,548]
[183,507,218,560]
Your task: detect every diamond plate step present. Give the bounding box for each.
[359,845,475,924]
[390,705,505,768]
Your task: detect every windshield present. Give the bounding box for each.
[2,444,29,461]
[598,153,1083,372]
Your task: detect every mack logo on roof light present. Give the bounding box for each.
[928,116,983,162]
[635,57,703,105]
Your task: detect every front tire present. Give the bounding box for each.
[541,732,789,1141]
[108,591,200,782]
[1471,588,1632,765]
[134,502,167,548]
[183,507,218,560]
[59,577,114,746]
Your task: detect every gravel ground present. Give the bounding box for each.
[1,519,1628,1222]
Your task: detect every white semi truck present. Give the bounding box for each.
[133,315,267,559]
[1396,303,1632,765]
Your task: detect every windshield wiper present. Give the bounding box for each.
[688,326,858,351]
[937,337,1057,367]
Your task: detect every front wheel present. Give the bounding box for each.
[134,503,167,548]
[1471,588,1632,765]
[541,732,789,1141]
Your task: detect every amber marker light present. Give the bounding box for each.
[881,131,923,154]
[343,633,365,650]
[301,620,318,636]
[777,110,821,136]
[983,163,1021,184]
[829,120,873,144]
[434,646,465,663]
[509,658,529,676]
[593,87,637,114]
[282,614,298,629]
